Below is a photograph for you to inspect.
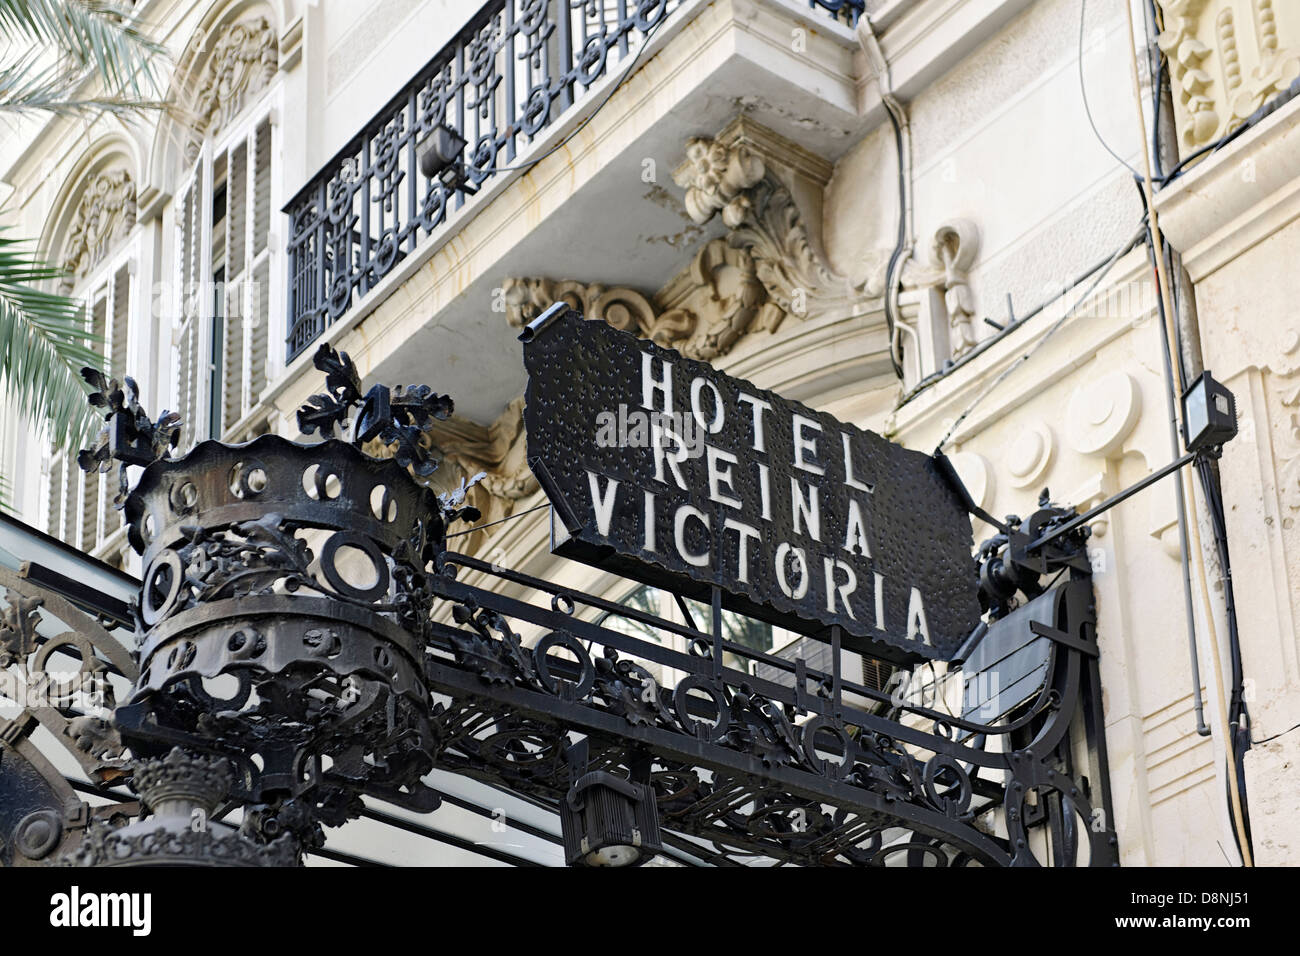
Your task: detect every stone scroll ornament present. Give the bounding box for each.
[8,347,487,865]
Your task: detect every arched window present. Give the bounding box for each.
[170,12,280,447]
[42,162,140,561]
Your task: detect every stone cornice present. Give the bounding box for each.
[1154,95,1300,280]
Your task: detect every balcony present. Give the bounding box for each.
[283,0,865,363]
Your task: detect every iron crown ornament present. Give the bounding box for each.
[65,353,486,863]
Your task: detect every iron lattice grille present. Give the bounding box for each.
[421,551,1116,867]
[281,0,866,362]
[283,0,687,361]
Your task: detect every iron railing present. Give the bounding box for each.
[283,0,865,362]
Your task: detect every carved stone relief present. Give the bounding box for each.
[61,170,136,293]
[1065,371,1142,458]
[1271,326,1300,514]
[186,17,278,162]
[672,135,874,326]
[421,397,538,553]
[1006,422,1057,490]
[1157,0,1300,154]
[902,219,981,361]
[504,238,781,362]
[505,124,884,374]
[676,136,766,228]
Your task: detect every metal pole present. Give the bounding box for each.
[1027,451,1195,551]
[1122,0,1252,866]
[1146,238,1211,737]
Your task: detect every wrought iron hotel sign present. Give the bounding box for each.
[521,306,983,662]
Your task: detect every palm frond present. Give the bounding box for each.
[0,230,103,450]
[0,47,167,119]
[0,0,167,100]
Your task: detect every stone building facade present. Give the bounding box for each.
[1,0,1297,865]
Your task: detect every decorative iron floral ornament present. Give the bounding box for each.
[296,343,460,480]
[77,368,181,508]
[58,349,484,864]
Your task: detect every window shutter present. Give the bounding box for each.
[174,157,208,450]
[219,115,274,433]
[250,256,269,400]
[80,467,98,552]
[222,278,244,433]
[249,117,273,404]
[221,137,248,434]
[81,297,108,550]
[102,264,132,541]
[110,265,130,377]
[62,468,77,546]
[229,140,248,272]
[252,119,272,258]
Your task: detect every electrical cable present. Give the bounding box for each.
[1137,98,1255,854]
[1197,450,1254,850]
[445,500,550,538]
[1078,0,1141,178]
[1143,230,1211,738]
[1155,72,1300,188]
[857,13,909,380]
[1119,0,1253,865]
[881,103,908,379]
[897,229,1145,406]
[1147,0,1166,182]
[1254,721,1300,746]
[934,217,1147,452]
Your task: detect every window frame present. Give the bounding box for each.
[168,80,282,447]
[44,239,139,560]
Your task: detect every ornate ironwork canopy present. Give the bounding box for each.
[0,330,1116,867]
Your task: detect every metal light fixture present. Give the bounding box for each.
[1182,370,1237,454]
[560,770,662,867]
[417,122,476,194]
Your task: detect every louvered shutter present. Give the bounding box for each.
[62,468,78,546]
[219,115,275,433]
[248,117,273,406]
[100,264,132,541]
[173,155,209,450]
[80,297,108,550]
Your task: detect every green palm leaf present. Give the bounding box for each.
[0,44,167,117]
[0,0,167,106]
[0,1,170,456]
[0,230,103,449]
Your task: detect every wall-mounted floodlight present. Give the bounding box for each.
[1182,371,1237,454]
[417,123,477,194]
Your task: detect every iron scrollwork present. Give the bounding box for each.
[420,513,1116,867]
[2,350,1116,866]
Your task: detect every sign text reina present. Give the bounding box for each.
[589,350,928,645]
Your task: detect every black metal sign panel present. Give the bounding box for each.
[520,308,981,662]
